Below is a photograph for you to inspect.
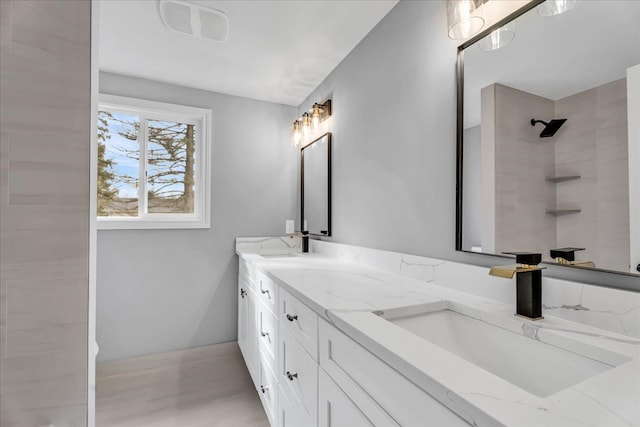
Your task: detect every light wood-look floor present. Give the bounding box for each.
[96,342,269,427]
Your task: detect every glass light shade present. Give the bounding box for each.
[478,22,515,51]
[291,120,302,146]
[301,112,312,136]
[538,0,579,16]
[447,0,485,40]
[311,104,322,129]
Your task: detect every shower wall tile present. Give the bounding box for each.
[489,83,557,256]
[0,1,90,425]
[555,78,630,272]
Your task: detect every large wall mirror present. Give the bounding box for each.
[301,132,332,236]
[456,0,640,276]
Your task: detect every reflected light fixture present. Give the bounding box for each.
[478,22,515,51]
[446,0,485,40]
[537,0,579,16]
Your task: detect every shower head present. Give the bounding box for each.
[530,118,567,138]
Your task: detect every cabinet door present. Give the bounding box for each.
[257,351,278,425]
[279,385,311,427]
[278,327,317,425]
[258,299,278,370]
[318,368,374,427]
[238,276,257,380]
[238,277,249,361]
[246,287,258,380]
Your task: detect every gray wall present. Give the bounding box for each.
[97,72,297,361]
[298,0,459,258]
[297,0,640,290]
[1,1,90,425]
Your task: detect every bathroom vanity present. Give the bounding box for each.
[236,237,640,427]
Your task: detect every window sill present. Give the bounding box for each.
[97,218,210,230]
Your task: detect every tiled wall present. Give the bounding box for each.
[0,1,91,425]
[555,78,630,272]
[486,83,557,255]
[484,81,630,271]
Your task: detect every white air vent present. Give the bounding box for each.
[159,0,229,42]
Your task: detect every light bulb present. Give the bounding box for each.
[311,103,322,129]
[478,22,515,51]
[292,120,302,146]
[538,0,579,16]
[301,112,312,136]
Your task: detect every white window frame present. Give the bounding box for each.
[97,94,211,230]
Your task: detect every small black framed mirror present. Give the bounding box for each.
[301,132,331,236]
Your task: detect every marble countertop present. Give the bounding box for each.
[237,248,640,427]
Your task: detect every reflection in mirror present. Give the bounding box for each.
[458,0,640,275]
[301,132,331,236]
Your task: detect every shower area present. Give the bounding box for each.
[466,78,630,270]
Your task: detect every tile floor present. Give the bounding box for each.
[96,342,268,427]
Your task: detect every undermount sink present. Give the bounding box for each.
[378,304,630,397]
[260,253,300,258]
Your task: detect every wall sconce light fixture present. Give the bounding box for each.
[446,0,485,40]
[291,99,332,147]
[311,100,332,129]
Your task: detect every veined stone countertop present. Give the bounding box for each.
[236,238,640,427]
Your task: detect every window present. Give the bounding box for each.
[97,95,211,229]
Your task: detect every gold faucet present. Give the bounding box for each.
[489,252,546,320]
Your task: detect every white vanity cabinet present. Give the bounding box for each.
[238,256,469,427]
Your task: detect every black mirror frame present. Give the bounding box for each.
[301,132,332,237]
[454,0,639,278]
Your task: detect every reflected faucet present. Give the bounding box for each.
[489,252,546,320]
[550,247,595,268]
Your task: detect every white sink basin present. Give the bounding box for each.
[379,304,630,397]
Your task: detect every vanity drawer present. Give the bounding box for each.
[278,326,318,426]
[257,299,278,371]
[318,367,376,427]
[257,351,278,425]
[279,288,318,360]
[255,269,278,313]
[318,319,468,427]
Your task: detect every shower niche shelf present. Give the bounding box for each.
[545,209,581,216]
[546,175,581,183]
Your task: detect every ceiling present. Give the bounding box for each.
[99,0,398,106]
[464,0,640,128]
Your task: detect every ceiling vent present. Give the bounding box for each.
[159,0,229,42]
